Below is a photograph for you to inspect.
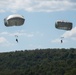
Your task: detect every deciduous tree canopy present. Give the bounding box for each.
[0,48,76,75]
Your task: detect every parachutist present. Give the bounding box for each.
[61,40,63,43]
[16,39,18,43]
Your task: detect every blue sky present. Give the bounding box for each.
[0,0,76,52]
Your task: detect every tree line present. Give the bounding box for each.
[0,48,76,75]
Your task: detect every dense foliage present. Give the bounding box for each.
[0,48,76,75]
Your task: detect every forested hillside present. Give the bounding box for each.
[0,48,76,75]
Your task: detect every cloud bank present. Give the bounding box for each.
[0,0,76,13]
[0,37,13,47]
[62,27,76,40]
[52,26,76,43]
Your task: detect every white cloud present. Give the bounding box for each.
[0,31,33,37]
[0,32,9,35]
[51,27,76,43]
[0,30,44,47]
[0,30,42,38]
[0,37,7,43]
[51,38,68,43]
[0,37,13,47]
[51,38,61,43]
[0,0,76,13]
[62,27,76,39]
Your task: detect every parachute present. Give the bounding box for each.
[4,14,25,43]
[4,14,25,27]
[55,20,73,30]
[55,20,72,44]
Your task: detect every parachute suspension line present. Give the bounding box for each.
[61,37,64,43]
[15,35,18,43]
